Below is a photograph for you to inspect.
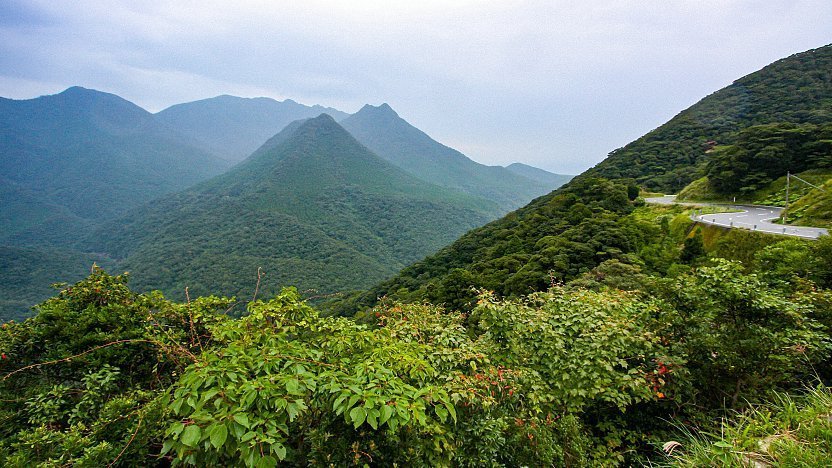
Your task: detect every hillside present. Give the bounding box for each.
[0,87,230,246]
[331,45,832,316]
[783,177,832,228]
[156,95,349,163]
[0,246,114,322]
[582,44,832,193]
[85,114,495,302]
[341,104,562,212]
[327,176,645,314]
[505,162,573,187]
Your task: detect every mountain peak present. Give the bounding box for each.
[356,103,400,118]
[56,86,126,103]
[294,112,338,132]
[61,85,93,95]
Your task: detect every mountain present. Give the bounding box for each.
[505,162,572,188]
[329,45,832,316]
[0,86,231,246]
[582,44,832,193]
[340,104,561,212]
[155,95,350,163]
[85,114,495,302]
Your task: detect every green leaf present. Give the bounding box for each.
[286,402,299,421]
[380,405,395,425]
[350,406,367,429]
[286,378,301,395]
[210,423,228,449]
[256,455,278,468]
[435,405,448,423]
[160,439,174,455]
[367,409,379,430]
[234,413,251,428]
[180,424,201,447]
[275,443,287,460]
[169,422,185,437]
[444,401,457,423]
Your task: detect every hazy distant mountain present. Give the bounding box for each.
[505,162,572,188]
[155,95,350,163]
[0,86,230,246]
[341,104,560,212]
[87,114,495,302]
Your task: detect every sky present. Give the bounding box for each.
[1,1,830,175]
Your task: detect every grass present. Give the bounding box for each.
[665,385,832,467]
[782,178,832,228]
[676,170,832,207]
[676,177,726,202]
[754,169,832,208]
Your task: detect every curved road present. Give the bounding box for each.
[645,195,828,240]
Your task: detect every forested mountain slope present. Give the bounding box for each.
[331,45,832,316]
[0,87,230,246]
[582,44,832,192]
[156,95,349,163]
[85,114,495,302]
[505,162,572,187]
[341,104,566,212]
[329,176,644,314]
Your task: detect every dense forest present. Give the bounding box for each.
[706,123,832,195]
[78,115,495,305]
[3,193,831,466]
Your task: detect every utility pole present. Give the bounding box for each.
[781,171,825,222]
[783,171,790,222]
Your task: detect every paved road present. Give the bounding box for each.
[645,195,829,240]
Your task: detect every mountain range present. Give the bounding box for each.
[83,114,495,302]
[155,95,349,163]
[341,104,559,212]
[0,87,230,247]
[0,88,570,320]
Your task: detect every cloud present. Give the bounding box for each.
[1,1,831,173]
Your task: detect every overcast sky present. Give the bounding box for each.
[1,1,830,174]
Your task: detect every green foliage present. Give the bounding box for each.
[3,248,832,466]
[329,177,645,315]
[754,235,832,289]
[706,123,832,195]
[0,269,233,466]
[782,176,832,227]
[669,386,832,467]
[584,45,832,192]
[680,228,705,264]
[655,259,830,408]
